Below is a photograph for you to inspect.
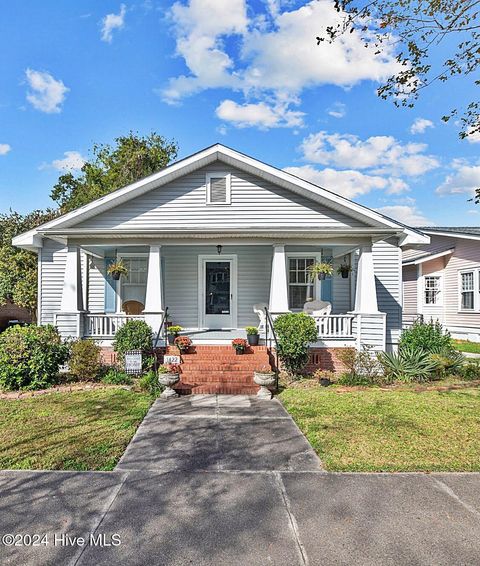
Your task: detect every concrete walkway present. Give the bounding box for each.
[1,396,480,565]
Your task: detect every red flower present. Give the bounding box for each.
[174,336,192,349]
[232,338,247,349]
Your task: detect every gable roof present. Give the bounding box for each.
[14,143,429,248]
[418,226,480,239]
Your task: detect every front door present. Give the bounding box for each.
[200,258,236,329]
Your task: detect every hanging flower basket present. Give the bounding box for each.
[336,264,352,279]
[107,259,129,280]
[307,262,333,282]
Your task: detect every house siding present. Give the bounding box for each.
[373,238,402,347]
[76,164,371,231]
[442,237,480,332]
[402,264,417,315]
[39,239,68,326]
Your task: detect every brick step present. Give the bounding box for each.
[176,383,261,395]
[179,374,256,384]
[180,361,268,368]
[180,370,256,378]
[176,352,269,358]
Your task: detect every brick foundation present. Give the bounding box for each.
[304,347,353,374]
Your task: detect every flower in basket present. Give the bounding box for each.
[254,365,274,375]
[106,259,129,280]
[232,338,247,352]
[174,335,192,352]
[158,363,181,375]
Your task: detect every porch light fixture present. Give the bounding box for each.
[216,245,223,255]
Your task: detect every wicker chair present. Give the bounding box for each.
[122,301,144,315]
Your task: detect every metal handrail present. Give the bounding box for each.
[153,307,169,371]
[264,307,280,391]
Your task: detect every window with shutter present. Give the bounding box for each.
[206,172,231,205]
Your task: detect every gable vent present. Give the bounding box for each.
[206,172,231,205]
[210,177,227,202]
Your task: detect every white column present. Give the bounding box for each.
[352,244,379,313]
[268,244,290,315]
[143,245,164,332]
[61,245,84,312]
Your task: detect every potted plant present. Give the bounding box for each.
[167,325,183,345]
[253,365,275,399]
[307,262,333,281]
[336,263,352,279]
[245,326,259,346]
[158,363,180,399]
[232,338,247,355]
[107,259,129,280]
[174,335,192,353]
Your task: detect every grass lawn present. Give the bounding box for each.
[280,384,480,472]
[454,339,480,354]
[0,388,152,471]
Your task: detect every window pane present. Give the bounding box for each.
[462,291,474,310]
[289,286,308,309]
[462,272,474,292]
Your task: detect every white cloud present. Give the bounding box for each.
[216,98,304,128]
[284,165,408,199]
[161,0,401,125]
[436,163,480,196]
[410,118,434,134]
[25,69,69,113]
[101,4,127,43]
[327,102,346,119]
[40,151,86,172]
[466,125,480,144]
[299,131,439,177]
[374,204,431,226]
[467,209,479,214]
[0,144,11,155]
[52,151,86,171]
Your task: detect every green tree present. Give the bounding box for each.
[51,131,179,213]
[317,1,480,139]
[0,209,59,317]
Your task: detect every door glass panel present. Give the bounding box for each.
[206,262,230,315]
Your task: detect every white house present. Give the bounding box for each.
[13,144,428,375]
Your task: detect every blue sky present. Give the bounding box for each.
[0,0,479,226]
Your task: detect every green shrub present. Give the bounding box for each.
[69,339,102,381]
[0,325,69,391]
[428,345,465,378]
[101,368,133,385]
[337,346,381,384]
[139,370,164,397]
[458,361,480,380]
[245,326,258,335]
[378,346,438,383]
[400,320,452,354]
[113,320,153,369]
[274,313,318,375]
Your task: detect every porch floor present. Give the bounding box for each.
[180,329,248,344]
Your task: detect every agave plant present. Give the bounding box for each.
[378,345,438,383]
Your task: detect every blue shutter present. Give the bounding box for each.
[104,257,116,313]
[321,276,333,303]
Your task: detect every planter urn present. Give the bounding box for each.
[318,273,326,281]
[235,348,244,355]
[253,371,275,399]
[111,272,121,281]
[158,372,180,399]
[340,270,349,279]
[247,334,259,346]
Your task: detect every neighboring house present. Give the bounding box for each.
[13,144,427,368]
[402,227,480,342]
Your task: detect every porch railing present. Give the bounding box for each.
[312,314,355,338]
[84,314,145,338]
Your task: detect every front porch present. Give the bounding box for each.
[53,240,387,351]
